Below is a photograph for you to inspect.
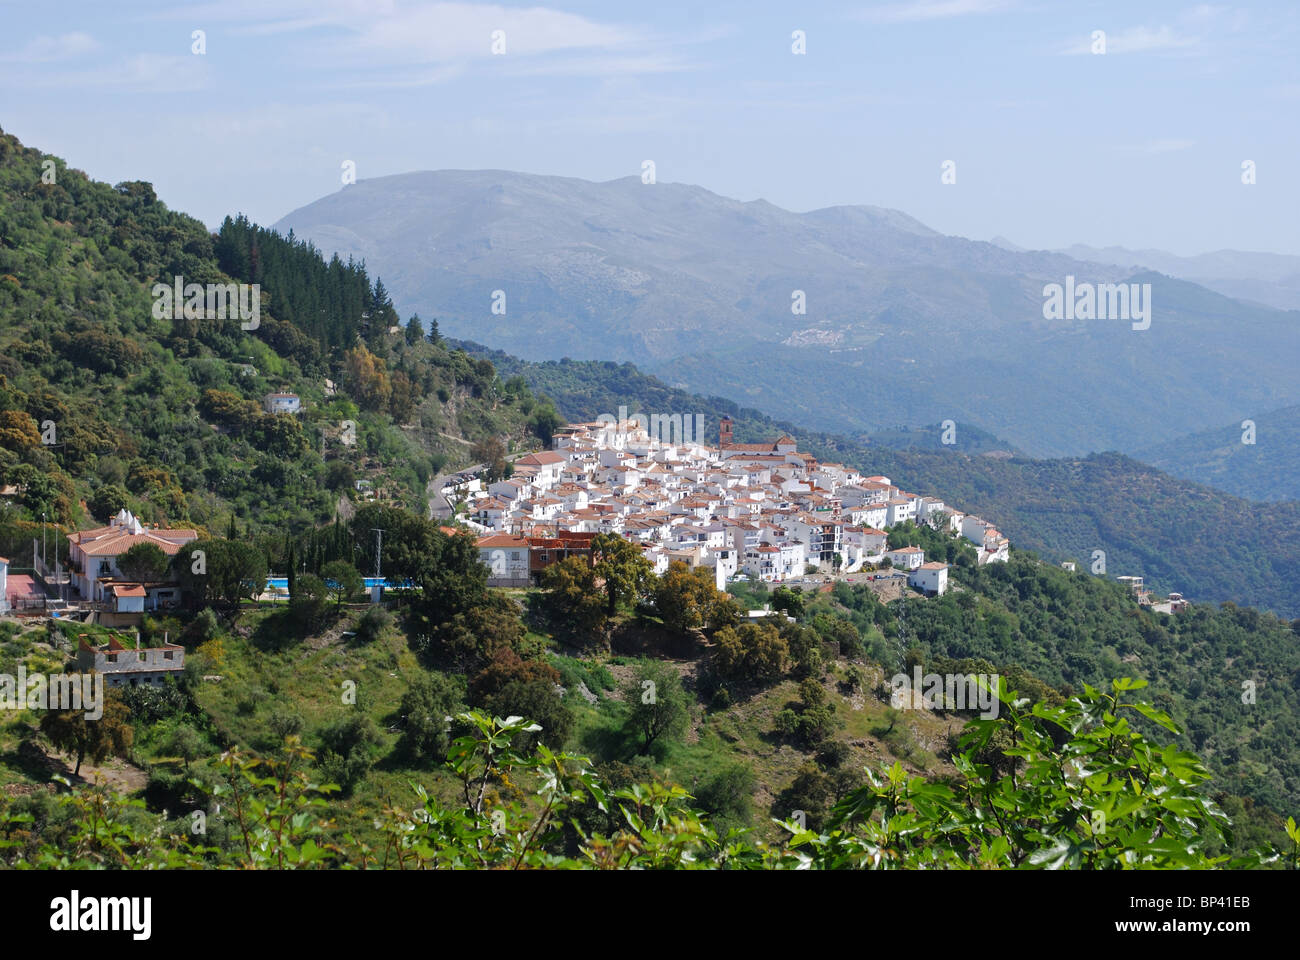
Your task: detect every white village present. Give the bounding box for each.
[443,413,1012,597]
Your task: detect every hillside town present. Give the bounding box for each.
[445,414,1013,598]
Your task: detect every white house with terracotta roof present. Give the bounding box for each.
[909,561,949,596]
[841,527,888,570]
[886,546,926,571]
[885,497,916,527]
[111,583,147,613]
[514,451,565,488]
[476,533,530,586]
[848,502,888,529]
[67,510,198,602]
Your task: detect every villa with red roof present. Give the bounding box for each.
[67,509,198,603]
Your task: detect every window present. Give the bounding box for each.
[106,653,117,663]
[164,651,174,660]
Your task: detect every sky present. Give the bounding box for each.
[1,0,1296,255]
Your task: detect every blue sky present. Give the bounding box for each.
[1,0,1296,254]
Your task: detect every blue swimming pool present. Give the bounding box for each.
[264,576,413,591]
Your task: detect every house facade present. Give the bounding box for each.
[67,510,198,602]
[264,393,301,415]
[909,561,949,596]
[77,634,185,688]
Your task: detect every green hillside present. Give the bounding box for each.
[0,127,557,563]
[1134,405,1300,502]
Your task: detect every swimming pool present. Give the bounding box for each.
[264,576,414,591]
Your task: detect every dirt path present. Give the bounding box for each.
[30,740,149,794]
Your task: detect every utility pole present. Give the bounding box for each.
[371,528,384,579]
[41,512,46,569]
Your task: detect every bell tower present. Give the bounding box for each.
[719,415,734,446]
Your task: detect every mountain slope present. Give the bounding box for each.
[0,129,552,559]
[1133,406,1300,502]
[274,169,1300,458]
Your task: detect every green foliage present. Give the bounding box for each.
[175,539,268,611]
[652,561,736,635]
[694,764,756,831]
[321,559,363,611]
[2,691,1296,869]
[0,129,553,542]
[592,532,653,617]
[622,661,691,755]
[397,672,464,763]
[316,712,383,796]
[117,541,169,581]
[354,605,392,645]
[38,692,134,775]
[712,620,789,687]
[542,555,608,645]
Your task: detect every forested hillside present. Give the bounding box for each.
[467,346,1300,619]
[1134,405,1300,502]
[0,128,557,561]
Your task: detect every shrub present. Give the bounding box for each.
[354,605,391,644]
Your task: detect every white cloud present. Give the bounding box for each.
[859,0,1016,23]
[1059,25,1202,55]
[175,1,637,60]
[1118,138,1197,154]
[350,3,629,60]
[0,32,99,63]
[8,54,212,93]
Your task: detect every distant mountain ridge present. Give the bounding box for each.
[989,237,1300,312]
[275,169,1300,462]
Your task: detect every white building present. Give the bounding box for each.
[67,510,198,601]
[513,451,565,489]
[886,546,926,571]
[476,534,530,587]
[909,561,949,596]
[264,392,301,415]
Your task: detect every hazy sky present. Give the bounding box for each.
[2,0,1296,255]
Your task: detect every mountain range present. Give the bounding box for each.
[273,170,1300,463]
[990,238,1300,313]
